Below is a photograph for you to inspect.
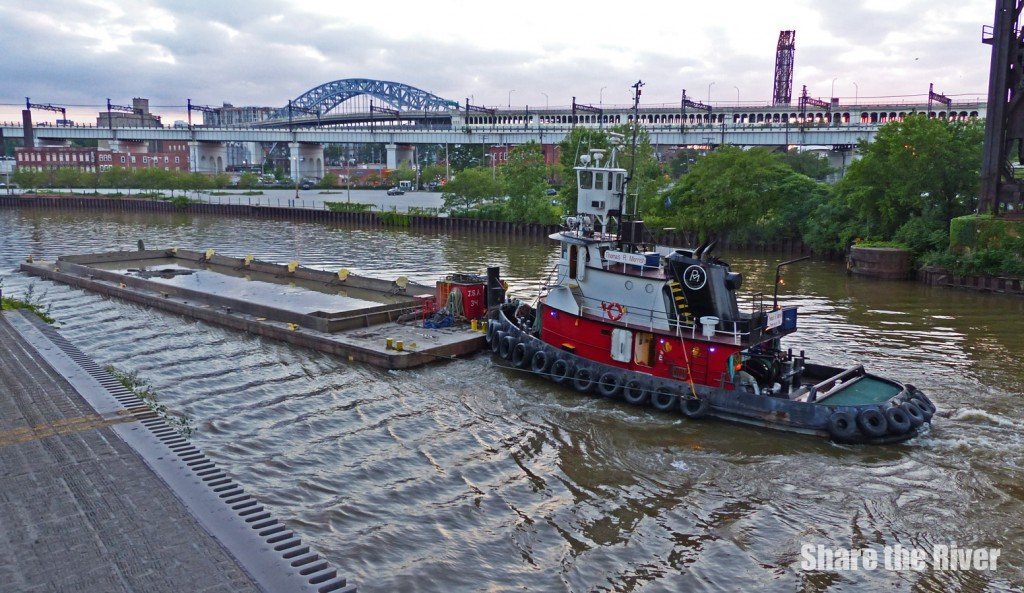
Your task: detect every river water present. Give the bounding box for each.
[1,208,1021,592]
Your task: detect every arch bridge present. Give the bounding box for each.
[271,79,458,122]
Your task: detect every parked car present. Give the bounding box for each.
[387,187,405,196]
[545,188,558,196]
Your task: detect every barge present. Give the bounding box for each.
[21,248,497,369]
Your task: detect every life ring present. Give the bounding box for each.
[601,301,625,321]
[572,367,596,393]
[597,372,622,398]
[856,408,888,438]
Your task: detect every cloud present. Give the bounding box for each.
[0,0,993,123]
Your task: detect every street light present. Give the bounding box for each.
[600,86,607,107]
[734,86,740,105]
[541,92,548,109]
[708,81,715,104]
[853,82,859,105]
[508,89,515,109]
[831,77,838,100]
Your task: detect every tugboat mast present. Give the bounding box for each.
[618,80,644,252]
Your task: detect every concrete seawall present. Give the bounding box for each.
[0,310,354,592]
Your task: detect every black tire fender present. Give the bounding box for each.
[499,335,516,360]
[827,410,859,441]
[623,379,649,405]
[901,401,925,427]
[596,372,622,399]
[572,367,596,393]
[492,331,505,354]
[510,341,532,368]
[681,396,710,419]
[530,349,551,375]
[856,408,889,438]
[651,387,680,412]
[485,320,498,345]
[550,358,574,384]
[885,406,912,435]
[910,394,936,420]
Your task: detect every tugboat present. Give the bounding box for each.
[487,81,936,444]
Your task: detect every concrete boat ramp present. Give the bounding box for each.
[21,248,487,369]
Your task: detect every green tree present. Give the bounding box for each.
[12,169,45,191]
[101,167,131,195]
[54,168,82,192]
[421,164,446,186]
[442,167,504,213]
[318,172,339,189]
[777,149,834,180]
[211,173,230,189]
[667,148,703,179]
[449,144,488,171]
[238,172,259,189]
[835,115,984,239]
[502,142,549,222]
[664,146,813,241]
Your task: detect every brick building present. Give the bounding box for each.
[16,142,189,173]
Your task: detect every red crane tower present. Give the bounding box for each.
[773,31,796,106]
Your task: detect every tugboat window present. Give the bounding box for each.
[594,172,604,190]
[578,171,593,189]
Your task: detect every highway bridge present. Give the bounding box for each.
[4,78,985,179]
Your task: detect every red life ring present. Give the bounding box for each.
[601,301,625,321]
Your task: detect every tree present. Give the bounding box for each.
[449,144,488,171]
[834,115,984,240]
[663,146,807,241]
[421,164,446,186]
[54,168,82,193]
[318,172,339,189]
[101,167,131,195]
[667,149,703,179]
[12,169,45,191]
[238,172,259,189]
[211,173,230,189]
[777,149,834,180]
[502,142,549,222]
[442,167,504,213]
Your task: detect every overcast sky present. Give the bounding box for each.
[0,0,995,122]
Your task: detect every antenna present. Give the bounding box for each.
[616,80,643,250]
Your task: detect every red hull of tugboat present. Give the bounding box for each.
[491,303,936,445]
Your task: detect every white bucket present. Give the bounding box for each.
[699,316,719,337]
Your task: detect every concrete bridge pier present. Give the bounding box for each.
[385,143,398,170]
[189,141,227,174]
[288,142,324,180]
[826,146,858,181]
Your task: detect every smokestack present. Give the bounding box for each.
[22,110,33,147]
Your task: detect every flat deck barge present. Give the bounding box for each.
[21,248,486,369]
